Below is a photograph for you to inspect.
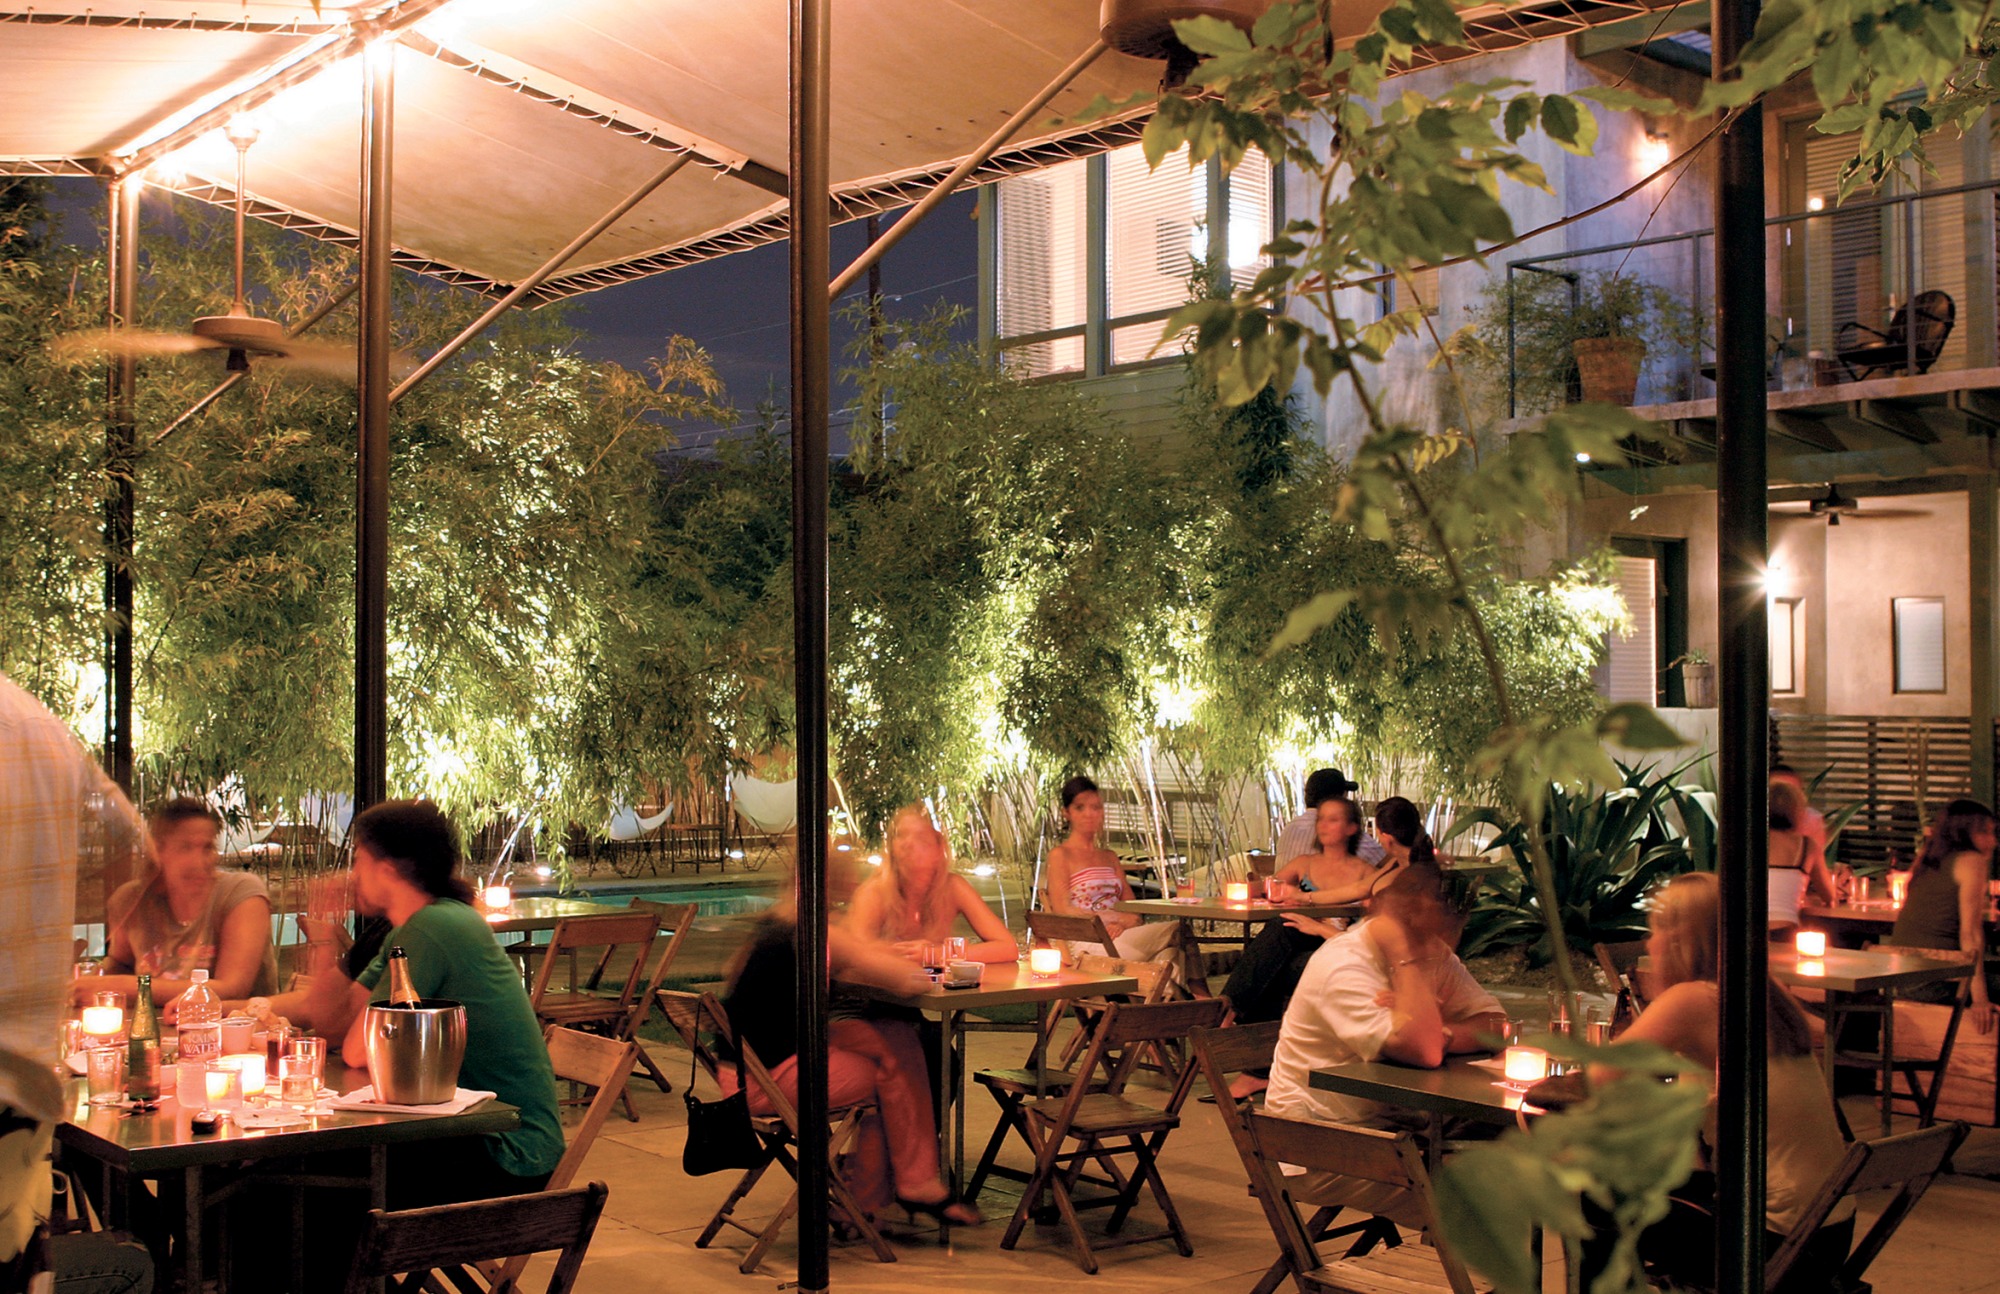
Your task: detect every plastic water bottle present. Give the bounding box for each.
[178,968,222,1064]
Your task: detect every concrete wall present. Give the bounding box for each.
[1578,485,1973,716]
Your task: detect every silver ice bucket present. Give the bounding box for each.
[362,1000,467,1104]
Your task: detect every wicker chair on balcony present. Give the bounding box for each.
[1835,289,1955,380]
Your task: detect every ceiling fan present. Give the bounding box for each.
[54,116,376,382]
[1769,483,1928,525]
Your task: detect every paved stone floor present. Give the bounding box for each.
[519,1018,2000,1294]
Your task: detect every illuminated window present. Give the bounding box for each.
[1892,597,1946,693]
[990,142,1274,377]
[1770,597,1802,694]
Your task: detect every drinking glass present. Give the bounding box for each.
[86,1048,126,1105]
[1264,876,1287,903]
[1584,1007,1613,1047]
[220,1016,255,1054]
[204,1066,242,1110]
[1546,989,1573,1036]
[944,936,967,963]
[278,1059,318,1108]
[287,1036,327,1086]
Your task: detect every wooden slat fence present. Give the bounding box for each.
[1771,714,1972,868]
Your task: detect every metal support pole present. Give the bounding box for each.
[389,153,692,403]
[1971,478,1998,805]
[1713,0,1768,1288]
[828,38,1108,299]
[355,39,395,811]
[103,177,139,793]
[790,0,832,1289]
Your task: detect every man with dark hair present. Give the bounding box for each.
[334,800,562,1207]
[1275,767,1385,866]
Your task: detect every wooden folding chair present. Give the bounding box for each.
[690,993,895,1273]
[442,1028,642,1293]
[965,955,1176,1201]
[528,912,660,1036]
[1824,944,1973,1131]
[1188,1022,1403,1294]
[1026,910,1119,958]
[1592,939,1650,1010]
[1764,1120,1968,1292]
[999,997,1228,1273]
[597,899,698,1120]
[341,1182,608,1294]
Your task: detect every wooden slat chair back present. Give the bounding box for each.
[998,997,1228,1273]
[593,899,700,1120]
[341,1181,608,1294]
[1240,1111,1488,1294]
[460,1028,642,1294]
[1070,953,1185,1080]
[528,913,660,1036]
[1026,910,1120,957]
[1765,1119,1968,1293]
[691,992,895,1273]
[1190,1022,1397,1294]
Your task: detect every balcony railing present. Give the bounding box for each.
[1505,177,2000,416]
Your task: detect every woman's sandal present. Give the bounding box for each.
[895,1192,982,1227]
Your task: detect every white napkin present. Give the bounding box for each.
[328,1085,496,1115]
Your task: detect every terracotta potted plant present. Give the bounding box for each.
[1569,272,1672,405]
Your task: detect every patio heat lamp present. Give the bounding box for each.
[1099,0,1267,86]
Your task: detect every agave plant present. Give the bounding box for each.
[1448,759,1713,966]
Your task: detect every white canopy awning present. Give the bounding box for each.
[2,0,1165,299]
[2,0,1683,301]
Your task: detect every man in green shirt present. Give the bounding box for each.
[336,801,564,1205]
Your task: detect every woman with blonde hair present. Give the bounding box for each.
[843,804,1015,963]
[1588,871,1851,1291]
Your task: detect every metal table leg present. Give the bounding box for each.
[183,1165,202,1294]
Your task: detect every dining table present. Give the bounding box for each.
[1306,1049,1541,1170]
[1771,945,1972,1135]
[1115,895,1364,954]
[57,1058,518,1294]
[843,960,1138,1198]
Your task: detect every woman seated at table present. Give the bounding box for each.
[1891,797,1997,1031]
[1768,779,1835,937]
[1588,871,1850,1291]
[1223,796,1405,1034]
[1041,775,1179,964]
[722,856,981,1227]
[78,797,278,1012]
[335,800,565,1207]
[844,804,1015,963]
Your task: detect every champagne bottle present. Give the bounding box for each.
[385,946,421,1007]
[127,974,161,1101]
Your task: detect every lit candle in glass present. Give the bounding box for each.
[1224,881,1251,904]
[483,884,512,910]
[1889,872,1909,906]
[1028,947,1062,979]
[1794,930,1826,957]
[221,1054,266,1099]
[80,1005,123,1039]
[1503,1046,1549,1083]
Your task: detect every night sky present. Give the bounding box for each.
[46,177,979,457]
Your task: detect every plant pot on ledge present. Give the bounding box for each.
[1573,337,1646,405]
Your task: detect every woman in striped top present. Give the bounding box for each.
[1043,776,1179,964]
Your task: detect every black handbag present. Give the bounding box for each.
[681,1033,764,1176]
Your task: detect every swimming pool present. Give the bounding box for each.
[620,885,776,919]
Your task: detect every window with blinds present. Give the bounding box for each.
[1790,121,1969,372]
[1604,556,1659,704]
[1770,597,1802,694]
[1107,145,1205,366]
[1227,146,1273,289]
[996,156,1088,378]
[1893,597,1946,693]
